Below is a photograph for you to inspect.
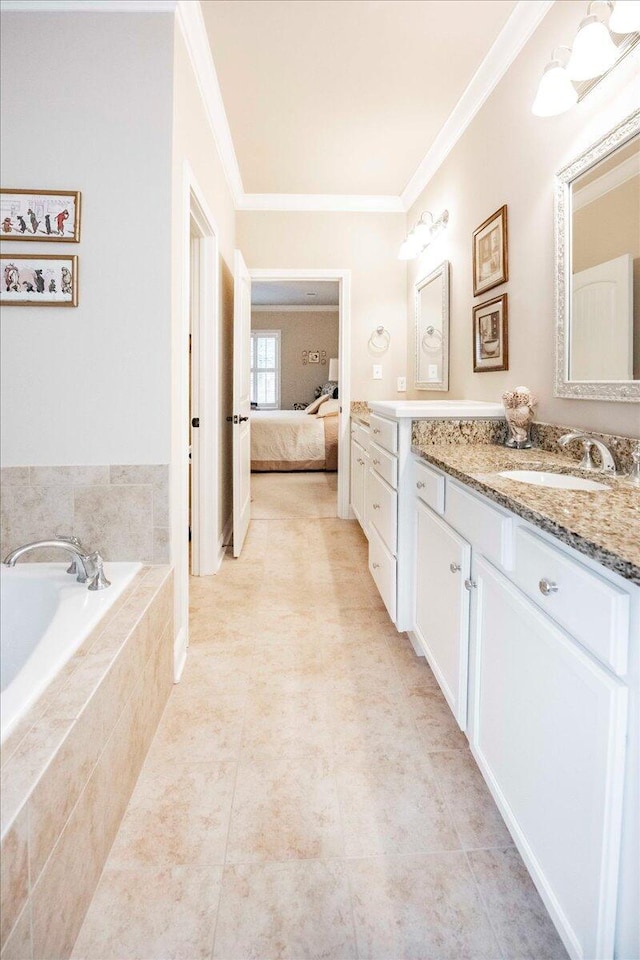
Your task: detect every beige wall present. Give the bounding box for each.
[405,0,640,438]
[237,212,408,402]
[251,310,339,409]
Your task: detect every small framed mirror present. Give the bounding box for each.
[415,260,450,391]
[555,109,640,402]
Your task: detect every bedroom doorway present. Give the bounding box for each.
[248,269,351,520]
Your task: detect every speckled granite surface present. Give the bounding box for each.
[531,422,638,476]
[350,401,370,425]
[412,418,508,446]
[411,443,640,585]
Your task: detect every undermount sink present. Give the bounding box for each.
[498,470,610,491]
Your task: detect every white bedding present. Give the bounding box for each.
[250,410,325,464]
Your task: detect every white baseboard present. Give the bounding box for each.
[173,625,188,682]
[407,630,426,657]
[216,513,233,571]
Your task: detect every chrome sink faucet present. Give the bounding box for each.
[3,539,111,590]
[558,431,618,476]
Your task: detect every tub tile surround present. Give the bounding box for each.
[0,464,169,564]
[0,566,173,960]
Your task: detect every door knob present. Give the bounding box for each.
[449,562,461,573]
[239,416,249,423]
[191,417,200,428]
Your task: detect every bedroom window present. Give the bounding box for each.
[250,330,281,409]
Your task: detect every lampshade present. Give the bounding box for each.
[412,216,433,247]
[609,0,640,33]
[532,61,578,116]
[328,357,339,381]
[566,15,618,80]
[397,233,421,260]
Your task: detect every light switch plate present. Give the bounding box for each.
[372,364,383,380]
[397,376,406,392]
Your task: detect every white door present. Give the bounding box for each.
[232,249,252,558]
[571,254,633,380]
[470,556,627,960]
[414,501,471,728]
[189,234,201,574]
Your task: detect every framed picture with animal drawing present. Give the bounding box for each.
[1,253,78,306]
[0,189,81,242]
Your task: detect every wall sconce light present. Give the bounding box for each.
[532,1,640,117]
[397,209,449,261]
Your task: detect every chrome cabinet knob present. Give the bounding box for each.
[450,562,461,573]
[372,562,380,569]
[416,481,425,489]
[373,428,380,434]
[372,503,380,510]
[373,459,380,465]
[464,578,477,591]
[539,578,559,596]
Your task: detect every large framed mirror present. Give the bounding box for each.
[415,260,450,391]
[555,109,640,402]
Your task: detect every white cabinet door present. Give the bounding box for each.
[350,437,365,526]
[414,501,471,728]
[470,556,627,960]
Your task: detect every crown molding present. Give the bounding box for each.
[401,0,555,211]
[252,304,339,312]
[175,0,244,205]
[238,193,405,213]
[0,0,177,9]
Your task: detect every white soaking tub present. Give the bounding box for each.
[1,561,141,743]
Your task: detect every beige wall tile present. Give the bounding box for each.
[0,902,32,960]
[213,860,357,960]
[71,866,223,960]
[29,466,109,486]
[0,485,73,556]
[73,484,153,561]
[0,807,29,951]
[110,464,169,527]
[153,526,170,563]
[0,467,29,486]
[1,719,72,837]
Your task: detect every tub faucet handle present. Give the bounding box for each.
[56,536,85,576]
[87,552,111,591]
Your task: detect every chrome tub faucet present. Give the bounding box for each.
[3,538,111,590]
[558,431,618,476]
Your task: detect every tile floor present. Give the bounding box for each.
[72,494,568,958]
[250,471,337,519]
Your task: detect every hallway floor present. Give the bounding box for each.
[72,514,567,959]
[250,471,337,519]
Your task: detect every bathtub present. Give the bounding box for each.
[1,561,141,743]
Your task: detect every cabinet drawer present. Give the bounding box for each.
[367,468,397,555]
[369,414,398,455]
[369,524,397,623]
[445,481,513,569]
[513,528,630,675]
[370,441,398,490]
[413,458,445,514]
[352,421,370,452]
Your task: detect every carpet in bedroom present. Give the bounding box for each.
[250,471,337,519]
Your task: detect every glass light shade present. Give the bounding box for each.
[397,234,421,260]
[532,63,578,117]
[566,16,618,80]
[609,1,640,33]
[412,218,433,247]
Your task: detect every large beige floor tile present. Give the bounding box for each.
[144,691,247,770]
[212,860,357,960]
[468,847,569,959]
[226,756,343,863]
[72,865,222,960]
[335,749,460,858]
[108,762,236,867]
[328,689,417,754]
[348,852,501,960]
[242,687,333,762]
[406,687,469,751]
[429,749,514,850]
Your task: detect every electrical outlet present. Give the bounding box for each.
[372,364,383,380]
[428,364,439,380]
[397,376,407,392]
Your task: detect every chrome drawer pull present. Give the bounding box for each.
[372,503,380,510]
[539,578,559,597]
[450,562,461,573]
[373,459,380,465]
[464,578,477,591]
[372,562,380,570]
[358,458,364,465]
[416,480,426,489]
[373,428,380,434]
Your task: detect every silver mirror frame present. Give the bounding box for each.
[554,108,640,402]
[415,260,450,392]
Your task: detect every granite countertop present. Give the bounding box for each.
[350,402,370,426]
[412,443,640,585]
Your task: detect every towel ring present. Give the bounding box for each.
[369,325,390,353]
[421,325,443,353]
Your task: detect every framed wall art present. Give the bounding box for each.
[2,253,78,306]
[473,293,508,372]
[0,189,81,242]
[472,204,508,296]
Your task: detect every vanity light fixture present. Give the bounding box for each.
[532,47,578,116]
[532,0,639,117]
[397,210,449,261]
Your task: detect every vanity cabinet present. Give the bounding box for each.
[350,420,370,536]
[414,500,471,728]
[471,555,627,960]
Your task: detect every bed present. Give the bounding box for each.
[251,407,339,472]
